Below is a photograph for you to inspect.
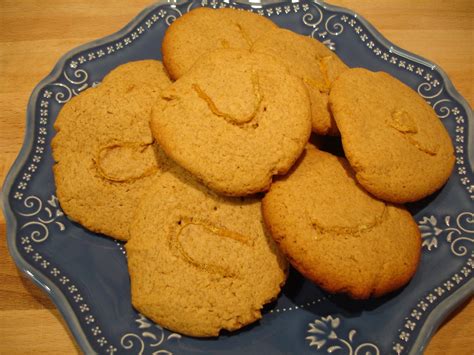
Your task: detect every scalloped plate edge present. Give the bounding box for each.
[1,0,473,353]
[0,1,176,353]
[316,0,474,168]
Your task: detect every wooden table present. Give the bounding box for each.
[0,0,472,353]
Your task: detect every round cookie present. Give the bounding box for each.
[127,171,288,337]
[262,146,421,299]
[151,49,311,196]
[329,68,455,203]
[252,28,347,135]
[52,60,172,240]
[162,7,277,79]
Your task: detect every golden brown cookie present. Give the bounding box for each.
[52,60,172,240]
[252,28,347,135]
[262,146,421,299]
[329,68,455,203]
[151,49,311,196]
[127,170,288,337]
[162,7,277,79]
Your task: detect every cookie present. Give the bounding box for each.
[262,146,421,299]
[127,171,288,337]
[329,68,455,203]
[52,60,172,240]
[162,7,277,79]
[252,28,347,135]
[151,49,311,196]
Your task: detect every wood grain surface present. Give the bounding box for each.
[0,0,472,353]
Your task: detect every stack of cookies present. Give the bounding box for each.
[52,7,455,337]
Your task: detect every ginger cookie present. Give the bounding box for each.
[329,68,454,203]
[52,60,172,240]
[252,28,347,135]
[162,7,277,79]
[127,171,288,337]
[262,146,421,299]
[151,49,311,196]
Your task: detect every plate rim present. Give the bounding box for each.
[1,0,473,353]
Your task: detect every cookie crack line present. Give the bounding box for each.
[235,22,252,48]
[387,124,439,156]
[169,217,254,278]
[300,55,334,94]
[405,135,438,156]
[387,110,439,156]
[310,204,388,238]
[317,56,333,93]
[95,142,158,183]
[191,74,263,128]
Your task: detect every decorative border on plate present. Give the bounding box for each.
[64,5,194,74]
[19,229,118,353]
[302,246,474,355]
[335,8,472,201]
[306,315,380,354]
[120,315,181,354]
[269,295,330,314]
[2,0,473,354]
[17,195,65,242]
[11,88,54,201]
[15,194,179,354]
[15,194,118,352]
[10,0,472,205]
[418,212,474,255]
[392,251,473,354]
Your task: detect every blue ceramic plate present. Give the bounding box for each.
[2,0,473,354]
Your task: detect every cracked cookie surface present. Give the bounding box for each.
[262,146,421,299]
[162,7,277,80]
[52,60,172,240]
[252,28,348,135]
[151,49,311,196]
[329,68,454,203]
[127,171,287,337]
